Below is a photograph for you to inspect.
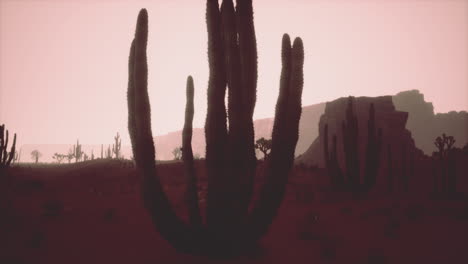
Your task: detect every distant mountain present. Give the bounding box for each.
[295,95,422,167]
[153,102,326,160]
[18,90,466,163]
[392,90,468,155]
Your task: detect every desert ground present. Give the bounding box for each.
[1,158,467,264]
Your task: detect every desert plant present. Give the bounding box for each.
[127,1,304,256]
[106,145,112,159]
[66,149,74,163]
[172,147,182,161]
[73,139,83,163]
[362,103,383,191]
[30,150,42,164]
[112,132,122,159]
[0,124,17,169]
[324,99,382,193]
[254,137,272,160]
[101,144,104,159]
[323,124,344,188]
[433,133,457,194]
[52,153,66,164]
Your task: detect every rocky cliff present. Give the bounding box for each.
[295,96,422,168]
[153,90,466,160]
[392,90,468,155]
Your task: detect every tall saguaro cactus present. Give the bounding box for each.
[128,0,304,256]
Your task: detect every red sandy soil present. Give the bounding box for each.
[1,159,467,264]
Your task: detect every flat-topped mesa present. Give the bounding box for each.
[296,95,423,169]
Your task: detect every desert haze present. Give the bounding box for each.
[1,0,468,264]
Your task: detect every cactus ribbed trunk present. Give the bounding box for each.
[128,1,304,256]
[363,103,383,191]
[342,97,360,192]
[183,76,202,229]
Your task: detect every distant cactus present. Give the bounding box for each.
[73,140,83,163]
[112,132,122,159]
[128,2,304,255]
[363,103,383,191]
[323,124,343,187]
[91,150,95,160]
[0,124,17,169]
[326,99,383,193]
[106,145,112,159]
[342,97,360,191]
[101,144,104,159]
[66,149,74,163]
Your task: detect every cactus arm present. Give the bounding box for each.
[6,133,16,166]
[183,76,202,228]
[128,9,199,253]
[205,0,229,228]
[247,36,303,241]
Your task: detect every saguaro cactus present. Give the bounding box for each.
[112,132,122,159]
[323,124,343,187]
[73,139,83,163]
[363,103,383,191]
[326,99,383,193]
[342,97,360,191]
[128,0,304,256]
[0,124,17,169]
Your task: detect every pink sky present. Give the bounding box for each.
[1,0,467,146]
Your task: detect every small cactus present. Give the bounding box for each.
[112,132,122,159]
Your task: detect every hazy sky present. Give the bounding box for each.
[1,0,467,146]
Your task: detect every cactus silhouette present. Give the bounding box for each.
[0,124,17,169]
[325,99,383,193]
[73,140,83,163]
[323,124,343,187]
[112,133,122,159]
[127,1,304,255]
[363,103,383,191]
[342,97,360,191]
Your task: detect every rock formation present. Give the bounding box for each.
[295,96,423,168]
[392,90,468,155]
